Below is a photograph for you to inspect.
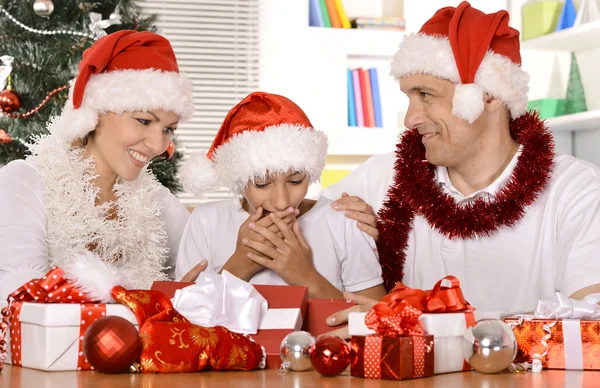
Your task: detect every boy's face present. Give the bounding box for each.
[244,170,309,217]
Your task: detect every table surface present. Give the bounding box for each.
[1,365,599,388]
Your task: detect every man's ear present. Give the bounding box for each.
[483,92,505,112]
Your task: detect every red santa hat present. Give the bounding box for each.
[52,30,194,141]
[181,92,328,196]
[391,1,529,123]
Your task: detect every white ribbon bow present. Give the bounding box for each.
[535,292,600,319]
[88,12,122,39]
[171,270,268,335]
[0,56,14,91]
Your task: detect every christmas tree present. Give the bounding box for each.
[0,0,183,193]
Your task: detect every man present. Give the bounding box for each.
[323,1,600,330]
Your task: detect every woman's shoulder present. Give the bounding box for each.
[0,159,44,192]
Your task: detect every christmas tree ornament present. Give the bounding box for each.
[4,84,69,119]
[0,129,11,145]
[462,318,517,374]
[89,12,122,39]
[33,0,55,17]
[279,331,316,372]
[165,139,175,159]
[0,8,94,39]
[82,316,142,374]
[310,335,351,377]
[0,56,14,91]
[563,52,588,115]
[0,89,21,113]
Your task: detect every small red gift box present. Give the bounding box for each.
[151,281,308,369]
[504,318,600,370]
[350,334,435,380]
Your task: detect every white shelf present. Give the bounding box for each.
[521,21,600,52]
[307,27,404,57]
[326,127,400,155]
[546,110,600,132]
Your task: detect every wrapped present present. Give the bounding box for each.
[301,299,355,337]
[151,280,308,369]
[350,298,434,380]
[521,0,564,41]
[0,267,137,371]
[349,276,501,374]
[505,292,600,371]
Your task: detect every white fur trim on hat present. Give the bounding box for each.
[182,124,328,197]
[51,69,195,142]
[63,251,131,303]
[452,83,484,124]
[181,151,220,198]
[391,33,529,121]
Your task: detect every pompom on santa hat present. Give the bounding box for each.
[52,30,194,142]
[182,92,328,197]
[391,1,529,123]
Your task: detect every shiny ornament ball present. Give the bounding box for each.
[280,331,316,371]
[0,89,21,113]
[462,318,517,374]
[310,335,350,377]
[83,316,142,374]
[33,0,54,17]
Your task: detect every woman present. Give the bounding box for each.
[176,92,387,300]
[0,30,204,299]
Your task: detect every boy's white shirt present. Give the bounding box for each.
[176,197,384,293]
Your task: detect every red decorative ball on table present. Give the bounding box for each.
[0,89,21,113]
[310,335,351,377]
[82,316,142,373]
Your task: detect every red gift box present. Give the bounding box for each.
[151,281,308,369]
[350,334,435,380]
[504,318,600,370]
[302,299,355,337]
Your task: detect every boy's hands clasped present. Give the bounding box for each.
[243,212,319,287]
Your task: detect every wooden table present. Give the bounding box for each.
[1,365,599,387]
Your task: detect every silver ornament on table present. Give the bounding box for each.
[462,318,517,374]
[33,0,54,17]
[279,331,316,372]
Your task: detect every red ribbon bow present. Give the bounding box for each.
[364,276,473,337]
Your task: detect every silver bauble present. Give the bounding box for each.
[280,331,316,371]
[462,318,517,373]
[33,0,54,17]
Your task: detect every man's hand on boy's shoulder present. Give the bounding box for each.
[330,192,379,242]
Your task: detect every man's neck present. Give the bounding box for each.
[447,129,520,197]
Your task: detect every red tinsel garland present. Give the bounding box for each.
[377,112,555,291]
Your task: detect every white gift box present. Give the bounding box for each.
[349,310,501,374]
[1,302,137,371]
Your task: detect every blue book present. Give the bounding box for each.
[556,0,577,31]
[309,0,324,27]
[369,68,383,127]
[347,69,357,127]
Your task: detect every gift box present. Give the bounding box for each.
[521,0,564,41]
[151,281,308,369]
[301,299,355,337]
[527,98,565,119]
[350,334,434,380]
[505,318,600,370]
[0,301,137,371]
[349,310,501,374]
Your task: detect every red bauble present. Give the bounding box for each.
[0,129,11,145]
[309,335,351,377]
[82,316,142,374]
[0,89,21,113]
[165,139,175,159]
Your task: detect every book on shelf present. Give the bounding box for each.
[309,0,351,28]
[348,67,383,128]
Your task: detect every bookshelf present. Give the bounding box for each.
[521,20,600,52]
[546,110,600,132]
